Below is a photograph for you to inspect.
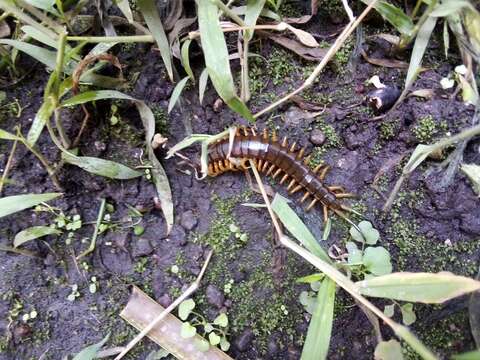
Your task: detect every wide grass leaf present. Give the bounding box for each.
[356,272,480,303]
[361,0,414,37]
[168,76,189,113]
[244,0,266,41]
[72,333,109,360]
[461,163,480,196]
[0,193,62,218]
[0,39,56,69]
[271,194,331,263]
[27,97,55,146]
[14,226,61,248]
[197,0,253,121]
[137,0,173,82]
[453,350,480,360]
[181,39,194,81]
[0,128,21,141]
[301,277,335,360]
[62,152,142,179]
[374,340,404,360]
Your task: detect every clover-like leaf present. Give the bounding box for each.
[349,221,380,245]
[363,246,392,276]
[204,323,214,333]
[220,337,231,352]
[180,322,197,338]
[194,338,210,352]
[209,332,221,346]
[310,281,321,292]
[178,298,195,320]
[213,313,228,327]
[400,303,416,326]
[346,241,362,264]
[384,304,395,318]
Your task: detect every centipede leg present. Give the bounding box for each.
[328,185,345,193]
[323,204,329,223]
[319,165,330,180]
[334,193,356,199]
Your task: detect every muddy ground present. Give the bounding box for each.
[1,4,479,360]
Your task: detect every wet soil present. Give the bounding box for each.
[1,7,479,360]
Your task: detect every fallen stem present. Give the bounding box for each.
[76,198,106,260]
[114,250,213,360]
[0,137,18,195]
[253,0,379,119]
[248,159,438,360]
[66,35,154,43]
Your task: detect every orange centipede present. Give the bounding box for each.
[207,127,360,223]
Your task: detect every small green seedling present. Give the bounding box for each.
[229,223,249,243]
[349,220,379,245]
[223,279,234,295]
[67,284,81,302]
[21,309,38,322]
[384,302,417,326]
[89,276,98,294]
[178,299,230,352]
[133,225,145,236]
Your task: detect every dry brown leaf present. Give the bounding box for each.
[286,23,319,47]
[267,34,327,61]
[361,49,409,69]
[368,33,400,46]
[409,89,435,99]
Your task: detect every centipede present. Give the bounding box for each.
[207,127,360,224]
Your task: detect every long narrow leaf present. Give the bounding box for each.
[0,193,62,218]
[0,128,21,141]
[137,0,173,82]
[199,68,209,104]
[168,76,189,113]
[356,272,480,303]
[27,97,55,146]
[271,194,331,263]
[404,17,437,93]
[14,226,61,248]
[197,0,253,120]
[301,278,336,360]
[361,0,414,37]
[181,39,194,81]
[116,0,134,22]
[244,0,266,41]
[0,39,56,68]
[72,334,110,360]
[61,152,142,180]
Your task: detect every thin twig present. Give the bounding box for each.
[340,0,355,22]
[114,250,213,360]
[76,198,106,260]
[0,138,18,195]
[253,0,380,119]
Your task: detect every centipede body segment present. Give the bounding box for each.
[207,127,356,222]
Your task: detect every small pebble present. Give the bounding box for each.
[206,284,225,309]
[309,129,326,146]
[235,328,254,352]
[180,210,198,231]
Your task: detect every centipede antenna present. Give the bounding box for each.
[289,142,296,152]
[280,174,289,184]
[333,209,365,241]
[281,136,288,147]
[340,204,365,219]
[263,128,268,140]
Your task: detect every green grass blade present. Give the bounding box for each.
[197,0,253,121]
[361,0,414,37]
[244,0,266,41]
[0,128,21,141]
[404,16,437,94]
[199,68,209,104]
[168,76,190,113]
[61,152,143,179]
[116,0,134,22]
[0,39,56,68]
[301,277,336,360]
[0,193,62,218]
[137,0,173,82]
[271,194,331,263]
[72,333,110,360]
[27,96,55,146]
[356,272,480,303]
[21,25,57,48]
[181,39,194,81]
[61,90,129,106]
[14,226,61,248]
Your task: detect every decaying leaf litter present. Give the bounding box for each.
[0,0,480,359]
